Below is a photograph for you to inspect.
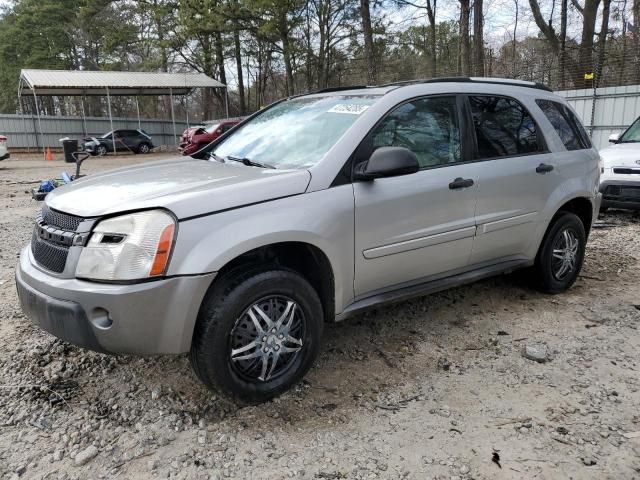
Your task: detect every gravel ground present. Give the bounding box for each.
[1,153,640,480]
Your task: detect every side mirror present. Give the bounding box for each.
[609,132,620,143]
[354,146,420,181]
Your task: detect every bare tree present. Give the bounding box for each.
[596,0,611,86]
[459,0,471,75]
[560,0,568,88]
[360,0,376,83]
[473,0,484,75]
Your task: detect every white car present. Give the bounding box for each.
[599,116,640,211]
[0,135,9,161]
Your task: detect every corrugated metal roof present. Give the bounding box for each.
[20,69,225,96]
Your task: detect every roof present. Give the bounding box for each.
[20,69,225,96]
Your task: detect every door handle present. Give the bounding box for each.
[536,163,554,174]
[449,177,474,190]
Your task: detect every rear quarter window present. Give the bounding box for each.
[536,99,591,150]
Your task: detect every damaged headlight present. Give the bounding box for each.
[76,210,176,281]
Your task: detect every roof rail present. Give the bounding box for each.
[380,76,552,92]
[314,85,369,93]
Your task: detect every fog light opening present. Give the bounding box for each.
[90,308,113,330]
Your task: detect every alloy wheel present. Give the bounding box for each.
[229,296,305,382]
[551,228,579,280]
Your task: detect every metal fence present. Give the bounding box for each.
[0,114,192,151]
[557,84,640,150]
[2,84,640,151]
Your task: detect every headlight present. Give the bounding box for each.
[76,210,176,281]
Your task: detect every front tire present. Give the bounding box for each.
[137,143,151,154]
[190,267,323,404]
[533,212,586,293]
[96,144,107,156]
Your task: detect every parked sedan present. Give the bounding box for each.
[0,135,9,161]
[83,129,154,156]
[599,116,640,211]
[180,120,239,156]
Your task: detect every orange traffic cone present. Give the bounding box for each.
[45,146,53,161]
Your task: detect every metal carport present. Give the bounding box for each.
[18,69,227,153]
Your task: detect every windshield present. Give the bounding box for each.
[212,95,380,169]
[619,117,640,143]
[205,123,220,134]
[100,131,114,139]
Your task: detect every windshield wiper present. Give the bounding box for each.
[226,155,276,169]
[209,152,226,163]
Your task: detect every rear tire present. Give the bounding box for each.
[533,212,586,293]
[190,267,323,404]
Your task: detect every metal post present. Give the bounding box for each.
[32,89,45,154]
[106,86,116,155]
[185,94,190,128]
[135,96,141,130]
[17,79,30,152]
[169,88,177,148]
[224,87,230,119]
[81,95,88,138]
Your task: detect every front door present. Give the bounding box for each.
[353,95,481,297]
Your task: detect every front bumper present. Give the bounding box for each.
[600,178,640,209]
[16,246,216,354]
[0,152,9,161]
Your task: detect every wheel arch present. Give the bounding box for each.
[205,241,336,323]
[553,196,594,238]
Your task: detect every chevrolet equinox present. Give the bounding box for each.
[16,78,602,404]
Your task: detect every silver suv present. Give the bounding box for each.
[16,78,601,404]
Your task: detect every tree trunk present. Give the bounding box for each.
[282,34,295,96]
[618,0,627,84]
[459,0,471,76]
[214,31,227,117]
[596,0,611,87]
[234,28,246,115]
[202,39,214,120]
[473,0,484,76]
[578,0,601,84]
[512,0,518,78]
[634,0,640,79]
[426,0,437,77]
[360,0,376,84]
[560,0,567,88]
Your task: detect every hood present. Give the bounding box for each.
[46,156,312,219]
[599,143,640,167]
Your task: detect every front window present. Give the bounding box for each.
[212,95,380,169]
[370,96,461,168]
[619,117,640,143]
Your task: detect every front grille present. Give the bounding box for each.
[42,204,84,231]
[31,229,69,273]
[604,185,640,201]
[613,168,640,175]
[31,204,83,273]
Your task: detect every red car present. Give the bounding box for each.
[180,120,240,156]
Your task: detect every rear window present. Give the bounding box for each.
[536,100,591,150]
[469,96,541,159]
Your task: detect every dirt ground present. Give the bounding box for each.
[1,153,639,480]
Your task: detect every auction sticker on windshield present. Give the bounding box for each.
[328,104,370,115]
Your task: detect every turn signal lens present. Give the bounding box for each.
[150,224,175,276]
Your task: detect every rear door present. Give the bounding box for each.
[353,95,483,297]
[467,95,559,264]
[120,130,139,151]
